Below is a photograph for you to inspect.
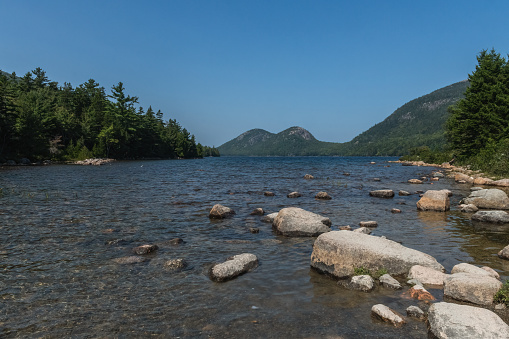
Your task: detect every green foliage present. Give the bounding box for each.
[399,146,454,164]
[372,268,388,279]
[494,280,509,306]
[0,68,217,161]
[353,267,371,276]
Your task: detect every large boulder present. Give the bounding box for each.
[272,207,331,237]
[471,210,509,223]
[444,273,502,305]
[416,190,450,211]
[209,204,236,219]
[461,189,509,209]
[310,231,444,279]
[369,190,395,198]
[454,173,474,183]
[451,263,499,279]
[492,179,509,187]
[427,302,509,339]
[210,253,258,282]
[408,265,447,285]
[473,177,494,185]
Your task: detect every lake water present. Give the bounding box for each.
[1,157,509,338]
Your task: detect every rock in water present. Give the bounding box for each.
[416,190,450,211]
[406,306,425,320]
[498,245,509,260]
[315,191,332,200]
[210,253,258,282]
[444,273,502,305]
[250,208,264,215]
[261,212,278,223]
[165,259,187,269]
[379,274,402,289]
[339,275,374,292]
[359,221,378,228]
[369,190,395,198]
[371,304,406,327]
[112,256,146,264]
[287,192,302,198]
[273,207,331,237]
[461,189,509,209]
[310,231,444,279]
[209,204,236,219]
[451,263,498,279]
[303,174,314,179]
[471,210,509,223]
[408,179,423,184]
[427,302,509,339]
[133,244,158,255]
[408,265,447,285]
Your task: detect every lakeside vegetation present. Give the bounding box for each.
[401,49,509,177]
[0,68,219,162]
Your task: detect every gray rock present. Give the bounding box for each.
[398,190,411,196]
[133,244,158,255]
[310,231,444,279]
[371,304,406,327]
[408,265,447,286]
[470,186,483,191]
[416,190,450,211]
[209,204,236,219]
[462,189,509,209]
[342,274,374,292]
[250,208,264,215]
[406,305,425,320]
[481,266,500,280]
[492,179,509,187]
[427,302,509,339]
[165,258,187,269]
[353,227,372,234]
[210,253,258,282]
[261,212,278,223]
[287,191,302,198]
[369,190,395,198]
[444,273,502,305]
[471,210,509,223]
[273,207,331,237]
[359,221,378,228]
[338,225,351,231]
[408,179,423,184]
[379,274,402,289]
[264,191,275,196]
[407,278,422,286]
[315,191,332,200]
[433,172,445,178]
[497,244,509,260]
[459,204,478,213]
[112,256,146,264]
[451,263,497,279]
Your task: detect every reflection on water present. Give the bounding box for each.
[0,157,508,337]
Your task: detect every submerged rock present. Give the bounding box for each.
[461,189,509,209]
[371,304,406,327]
[471,210,509,223]
[406,305,425,320]
[273,207,331,237]
[379,274,402,289]
[264,191,275,196]
[416,190,450,211]
[304,174,314,179]
[398,190,411,196]
[112,256,146,264]
[310,231,444,279]
[133,244,158,255]
[369,190,395,198]
[209,204,236,219]
[427,302,509,339]
[444,273,502,305]
[498,245,509,260]
[210,253,258,282]
[315,191,332,200]
[287,191,302,198]
[409,285,435,300]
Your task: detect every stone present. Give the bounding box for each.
[373,178,381,181]
[470,186,484,191]
[112,256,146,264]
[261,212,278,223]
[451,263,497,279]
[408,265,447,285]
[406,305,425,320]
[310,231,444,279]
[454,173,474,183]
[416,190,450,211]
[168,238,185,245]
[272,207,331,237]
[427,302,509,339]
[359,221,378,228]
[461,189,509,209]
[481,266,500,280]
[353,227,372,234]
[338,225,351,231]
[210,253,258,282]
[433,172,445,178]
[473,177,494,185]
[407,279,422,286]
[441,189,453,197]
[133,244,158,255]
[497,245,509,260]
[471,210,509,223]
[409,285,435,300]
[250,208,264,215]
[304,174,314,179]
[249,227,259,234]
[398,190,411,196]
[287,191,302,198]
[315,191,332,200]
[209,204,236,219]
[379,274,402,289]
[371,304,406,327]
[444,273,502,305]
[459,204,478,213]
[391,208,401,213]
[369,190,394,198]
[431,177,439,181]
[341,275,374,292]
[264,191,275,196]
[408,179,423,184]
[165,258,187,269]
[492,178,509,187]
[495,303,507,310]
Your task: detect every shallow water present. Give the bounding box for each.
[1,157,508,338]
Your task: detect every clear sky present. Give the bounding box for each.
[2,1,509,146]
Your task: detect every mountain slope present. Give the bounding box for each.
[218,80,469,156]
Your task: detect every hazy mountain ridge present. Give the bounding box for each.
[218,80,469,156]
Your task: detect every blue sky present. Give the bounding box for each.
[2,1,509,146]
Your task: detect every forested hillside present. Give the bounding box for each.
[0,68,219,162]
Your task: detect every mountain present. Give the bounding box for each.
[218,80,469,156]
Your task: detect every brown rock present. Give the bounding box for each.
[304,174,314,179]
[391,208,401,213]
[209,204,236,219]
[408,179,423,184]
[409,285,435,300]
[315,191,332,200]
[371,304,406,327]
[165,258,187,269]
[133,244,159,255]
[369,190,395,198]
[359,221,378,228]
[264,191,275,196]
[492,179,509,187]
[473,177,494,185]
[249,227,260,234]
[416,190,450,211]
[250,208,264,215]
[287,192,302,198]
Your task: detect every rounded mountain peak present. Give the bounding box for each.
[280,126,316,141]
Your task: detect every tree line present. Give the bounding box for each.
[402,49,509,176]
[0,68,219,162]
